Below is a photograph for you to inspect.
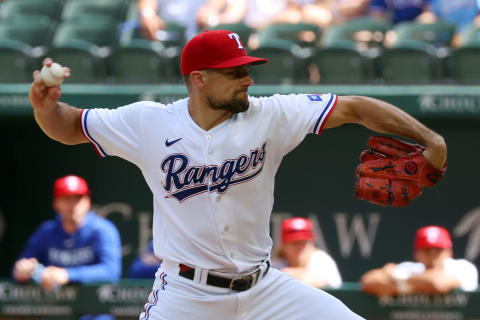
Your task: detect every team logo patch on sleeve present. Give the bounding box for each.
[306,94,323,102]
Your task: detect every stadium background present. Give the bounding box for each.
[1,0,480,318]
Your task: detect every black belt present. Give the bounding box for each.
[178,261,270,292]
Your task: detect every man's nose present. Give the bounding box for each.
[243,74,254,86]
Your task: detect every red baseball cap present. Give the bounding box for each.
[414,225,452,250]
[281,217,315,243]
[53,175,90,198]
[180,30,268,75]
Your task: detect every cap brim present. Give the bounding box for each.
[210,55,268,69]
[282,232,315,244]
[414,243,451,250]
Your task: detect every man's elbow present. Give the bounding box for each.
[361,281,395,296]
[105,268,122,282]
[50,132,87,146]
[93,271,121,283]
[430,280,460,294]
[360,271,397,296]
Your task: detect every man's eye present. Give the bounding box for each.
[233,68,249,78]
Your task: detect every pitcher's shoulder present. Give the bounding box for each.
[139,98,189,115]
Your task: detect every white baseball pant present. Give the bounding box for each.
[140,260,365,320]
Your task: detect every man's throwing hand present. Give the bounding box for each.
[29,58,70,111]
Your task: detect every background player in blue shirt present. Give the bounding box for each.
[128,240,162,279]
[12,175,122,291]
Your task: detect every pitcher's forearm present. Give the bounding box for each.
[33,102,87,145]
[343,96,447,169]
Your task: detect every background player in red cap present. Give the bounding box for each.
[272,217,342,289]
[29,28,448,319]
[361,225,478,296]
[12,175,122,294]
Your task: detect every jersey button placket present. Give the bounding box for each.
[206,134,226,251]
[206,134,214,156]
[205,133,216,199]
[205,134,213,158]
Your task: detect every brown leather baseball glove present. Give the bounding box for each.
[355,136,446,207]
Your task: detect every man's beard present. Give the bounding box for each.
[207,91,249,114]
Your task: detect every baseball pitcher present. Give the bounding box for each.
[29,30,447,319]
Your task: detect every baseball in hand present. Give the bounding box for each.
[40,62,65,87]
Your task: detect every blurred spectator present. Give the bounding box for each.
[128,240,162,279]
[369,0,431,24]
[196,0,247,29]
[138,0,206,40]
[425,0,479,31]
[244,0,332,29]
[12,175,122,292]
[301,0,334,28]
[422,0,480,47]
[330,0,371,23]
[361,225,478,296]
[271,217,342,289]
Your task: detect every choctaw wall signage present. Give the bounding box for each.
[1,281,479,319]
[0,282,77,317]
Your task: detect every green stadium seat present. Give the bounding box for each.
[461,24,480,46]
[47,39,106,83]
[107,39,172,84]
[450,42,480,84]
[53,19,120,47]
[154,23,187,48]
[119,14,187,49]
[394,21,456,48]
[61,0,127,22]
[322,17,391,49]
[248,39,308,84]
[119,1,186,48]
[118,0,142,46]
[258,23,321,48]
[379,40,442,84]
[309,44,374,84]
[0,0,63,20]
[0,15,54,47]
[0,39,34,83]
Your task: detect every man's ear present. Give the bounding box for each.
[190,71,208,88]
[413,249,420,262]
[52,199,59,212]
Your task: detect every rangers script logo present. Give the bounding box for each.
[161,143,266,201]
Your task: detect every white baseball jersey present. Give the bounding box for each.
[394,258,479,291]
[272,249,343,289]
[80,93,337,273]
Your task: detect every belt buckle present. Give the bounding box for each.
[228,269,260,291]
